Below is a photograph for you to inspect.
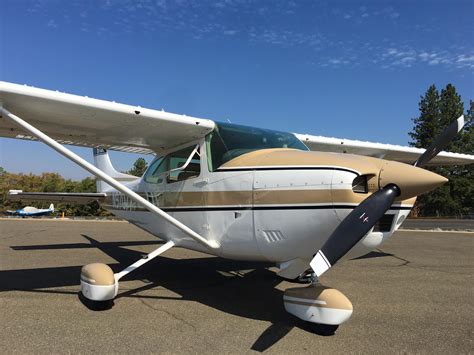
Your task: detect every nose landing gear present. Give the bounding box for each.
[283,272,353,336]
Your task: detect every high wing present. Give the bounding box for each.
[294,133,474,166]
[0,81,215,155]
[1,81,472,165]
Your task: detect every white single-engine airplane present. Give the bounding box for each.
[1,81,473,335]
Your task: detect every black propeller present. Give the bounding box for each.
[414,115,465,167]
[310,184,400,276]
[310,115,466,277]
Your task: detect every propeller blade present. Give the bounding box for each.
[414,115,465,167]
[310,184,400,277]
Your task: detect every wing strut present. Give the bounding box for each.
[0,107,219,250]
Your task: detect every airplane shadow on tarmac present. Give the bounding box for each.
[2,234,393,351]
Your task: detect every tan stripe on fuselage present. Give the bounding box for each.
[164,190,252,207]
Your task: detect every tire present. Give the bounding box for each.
[309,323,339,336]
[78,292,114,311]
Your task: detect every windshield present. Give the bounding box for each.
[206,122,308,170]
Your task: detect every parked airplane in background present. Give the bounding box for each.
[1,81,473,335]
[6,200,54,217]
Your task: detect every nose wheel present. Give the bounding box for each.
[283,283,353,335]
[302,273,339,335]
[309,323,339,336]
[79,291,114,311]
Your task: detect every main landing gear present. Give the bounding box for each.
[80,240,175,309]
[283,272,353,336]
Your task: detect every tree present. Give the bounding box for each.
[409,85,440,148]
[0,169,108,217]
[454,100,474,155]
[409,84,473,217]
[449,100,474,217]
[439,84,464,152]
[409,85,445,215]
[127,158,148,177]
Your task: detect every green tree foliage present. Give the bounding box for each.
[409,84,441,148]
[127,157,148,177]
[451,100,474,216]
[0,156,146,217]
[439,84,465,151]
[0,170,107,217]
[410,84,473,217]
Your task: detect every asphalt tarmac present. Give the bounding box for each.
[400,218,474,231]
[1,219,472,353]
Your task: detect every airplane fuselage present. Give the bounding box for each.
[8,207,53,217]
[100,143,415,265]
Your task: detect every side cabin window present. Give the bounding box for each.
[144,145,201,184]
[166,145,201,183]
[206,122,309,171]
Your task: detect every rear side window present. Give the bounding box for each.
[144,146,200,184]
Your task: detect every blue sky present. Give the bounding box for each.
[1,0,473,179]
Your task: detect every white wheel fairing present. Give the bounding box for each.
[284,302,353,325]
[80,281,118,301]
[283,286,353,325]
[80,263,118,301]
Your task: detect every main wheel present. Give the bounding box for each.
[79,292,113,311]
[309,323,339,336]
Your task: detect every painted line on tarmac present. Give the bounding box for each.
[398,228,474,234]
